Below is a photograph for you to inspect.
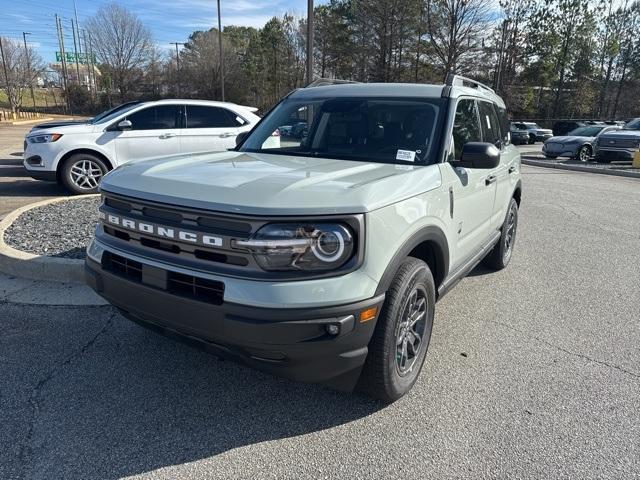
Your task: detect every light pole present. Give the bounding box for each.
[307,0,314,84]
[23,32,37,110]
[170,42,184,96]
[217,0,225,101]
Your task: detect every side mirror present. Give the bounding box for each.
[459,142,500,169]
[235,130,249,147]
[117,119,132,130]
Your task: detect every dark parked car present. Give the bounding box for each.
[510,124,530,145]
[593,118,640,163]
[543,125,620,161]
[552,120,587,137]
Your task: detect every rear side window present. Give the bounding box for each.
[452,99,481,159]
[478,101,502,145]
[127,105,180,130]
[185,106,240,128]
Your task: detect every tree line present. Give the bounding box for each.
[2,0,639,120]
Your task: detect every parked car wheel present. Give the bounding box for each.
[359,257,435,403]
[60,153,109,195]
[528,134,536,144]
[576,145,592,162]
[483,198,519,271]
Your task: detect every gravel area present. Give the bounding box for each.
[4,197,100,259]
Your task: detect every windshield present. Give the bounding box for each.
[568,126,603,136]
[624,118,640,130]
[92,103,143,125]
[239,97,445,165]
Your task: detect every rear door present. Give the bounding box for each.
[114,105,182,164]
[440,98,498,268]
[181,105,243,153]
[477,100,508,228]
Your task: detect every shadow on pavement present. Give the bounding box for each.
[3,307,382,479]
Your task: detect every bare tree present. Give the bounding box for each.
[0,36,44,113]
[86,3,153,100]
[425,0,491,79]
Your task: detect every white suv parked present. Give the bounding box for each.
[23,99,265,194]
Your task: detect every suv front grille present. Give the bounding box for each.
[102,251,225,305]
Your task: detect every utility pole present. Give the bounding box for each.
[494,19,510,93]
[217,0,225,101]
[82,30,94,95]
[86,31,97,96]
[73,0,82,55]
[23,32,37,110]
[306,0,314,85]
[170,42,183,97]
[56,15,72,114]
[71,20,82,85]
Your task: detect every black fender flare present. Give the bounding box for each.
[374,225,449,296]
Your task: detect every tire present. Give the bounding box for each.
[483,198,519,271]
[358,257,435,403]
[576,145,591,162]
[528,134,536,144]
[60,153,109,195]
[544,155,558,159]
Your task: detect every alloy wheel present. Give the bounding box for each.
[395,287,428,376]
[503,206,517,263]
[69,159,103,190]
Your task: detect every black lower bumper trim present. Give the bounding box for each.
[85,257,385,390]
[25,168,57,181]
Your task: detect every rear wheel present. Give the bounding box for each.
[483,198,519,271]
[359,257,435,403]
[60,153,109,195]
[528,134,536,144]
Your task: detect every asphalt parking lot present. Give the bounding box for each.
[1,124,639,479]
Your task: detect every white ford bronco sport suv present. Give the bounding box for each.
[85,76,522,402]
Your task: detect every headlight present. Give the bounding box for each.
[234,223,355,272]
[27,133,63,144]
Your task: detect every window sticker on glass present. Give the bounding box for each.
[396,150,416,162]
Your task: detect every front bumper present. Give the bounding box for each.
[542,143,579,158]
[594,148,634,161]
[85,256,385,390]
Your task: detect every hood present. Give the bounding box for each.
[546,135,592,143]
[30,120,88,131]
[599,130,640,139]
[27,123,96,136]
[100,151,443,215]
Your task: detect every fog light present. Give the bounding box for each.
[86,239,105,262]
[326,324,340,336]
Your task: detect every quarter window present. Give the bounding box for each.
[126,105,180,130]
[452,99,481,159]
[185,106,240,128]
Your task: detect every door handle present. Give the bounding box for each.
[219,132,235,138]
[485,175,497,186]
[508,165,517,174]
[159,133,176,139]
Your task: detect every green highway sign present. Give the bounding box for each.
[55,52,97,64]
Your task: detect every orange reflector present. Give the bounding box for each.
[359,306,378,323]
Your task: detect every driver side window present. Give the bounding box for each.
[452,99,481,160]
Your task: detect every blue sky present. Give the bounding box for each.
[0,0,326,65]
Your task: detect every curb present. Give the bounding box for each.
[0,195,99,284]
[522,158,640,179]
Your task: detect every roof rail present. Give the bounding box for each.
[445,74,495,94]
[305,78,360,88]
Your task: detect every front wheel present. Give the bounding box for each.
[60,153,109,195]
[483,198,519,270]
[576,145,591,162]
[358,257,435,403]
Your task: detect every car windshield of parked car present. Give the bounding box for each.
[89,102,139,124]
[624,118,640,130]
[568,126,603,136]
[92,103,144,125]
[239,97,445,165]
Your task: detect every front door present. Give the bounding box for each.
[114,105,182,165]
[440,98,498,269]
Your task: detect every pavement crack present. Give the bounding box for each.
[16,312,116,480]
[488,319,640,380]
